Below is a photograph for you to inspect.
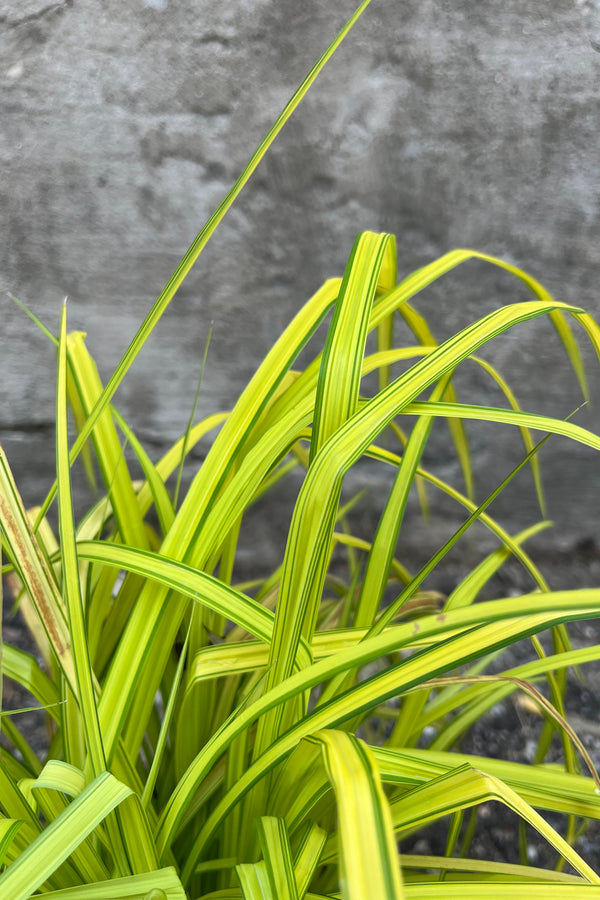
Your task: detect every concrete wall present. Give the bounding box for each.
[2,0,600,575]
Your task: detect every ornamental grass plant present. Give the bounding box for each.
[3,1,600,898]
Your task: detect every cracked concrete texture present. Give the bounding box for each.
[1,0,600,566]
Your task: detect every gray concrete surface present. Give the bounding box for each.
[1,0,600,573]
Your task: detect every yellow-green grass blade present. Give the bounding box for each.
[74,490,119,544]
[66,332,148,550]
[250,456,301,507]
[17,777,38,814]
[56,306,106,775]
[386,764,598,882]
[98,282,337,765]
[8,291,57,344]
[221,707,253,865]
[0,772,131,899]
[165,279,334,553]
[0,819,42,872]
[400,854,583,883]
[1,717,44,777]
[370,449,550,593]
[0,819,23,868]
[306,731,404,900]
[257,298,585,759]
[311,231,396,460]
[422,643,600,751]
[34,759,87,796]
[90,557,159,680]
[183,626,395,686]
[331,532,412,584]
[142,618,191,810]
[445,522,552,611]
[34,0,374,529]
[404,885,600,897]
[377,302,394,392]
[403,400,600,450]
[414,673,599,789]
[32,767,109,884]
[180,394,312,573]
[114,792,161,875]
[2,643,59,713]
[200,892,333,900]
[61,682,86,783]
[236,862,271,899]
[549,307,589,400]
[365,347,546,512]
[574,310,600,367]
[293,822,327,897]
[318,376,453,709]
[168,590,600,875]
[87,562,135,675]
[9,506,60,665]
[21,868,187,899]
[174,323,213,510]
[128,404,314,760]
[256,816,300,900]
[75,541,275,644]
[392,297,473,501]
[0,447,76,694]
[65,353,97,493]
[0,757,43,830]
[373,745,600,821]
[135,412,228,517]
[370,249,547,324]
[371,247,597,400]
[353,373,452,631]
[361,345,434,374]
[370,433,554,640]
[192,858,238,878]
[469,355,545,514]
[7,295,98,494]
[185,641,272,683]
[111,408,175,537]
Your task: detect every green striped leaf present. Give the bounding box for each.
[0,772,131,899]
[56,305,106,775]
[75,541,275,645]
[311,231,396,459]
[404,886,600,898]
[0,447,76,694]
[30,867,186,899]
[293,822,327,897]
[255,297,590,760]
[167,591,600,877]
[256,816,299,900]
[387,764,598,883]
[305,731,404,900]
[66,332,147,550]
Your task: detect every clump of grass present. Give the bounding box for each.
[3,2,600,898]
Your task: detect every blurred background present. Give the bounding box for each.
[1,0,600,586]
